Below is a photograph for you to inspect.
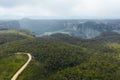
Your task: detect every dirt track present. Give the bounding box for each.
[11,53,32,80]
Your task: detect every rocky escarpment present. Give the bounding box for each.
[62,21,120,38]
[1,19,120,39]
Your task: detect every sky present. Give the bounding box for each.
[0,0,120,19]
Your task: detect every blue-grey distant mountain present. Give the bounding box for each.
[0,20,20,30]
[19,19,72,35]
[19,19,120,38]
[1,19,120,38]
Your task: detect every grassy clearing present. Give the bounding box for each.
[0,29,34,38]
[0,54,28,80]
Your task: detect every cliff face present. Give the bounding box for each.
[0,20,20,30]
[62,21,120,38]
[15,19,120,38]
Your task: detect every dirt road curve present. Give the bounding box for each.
[11,53,32,80]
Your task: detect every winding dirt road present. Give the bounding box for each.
[11,53,32,80]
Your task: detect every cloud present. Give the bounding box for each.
[0,6,57,17]
[0,0,40,7]
[71,0,120,18]
[0,0,120,19]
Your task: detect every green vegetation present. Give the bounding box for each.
[0,54,28,80]
[0,29,34,38]
[0,29,34,44]
[0,30,120,80]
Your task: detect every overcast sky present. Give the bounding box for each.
[0,0,120,19]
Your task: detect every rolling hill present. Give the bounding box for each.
[0,30,119,80]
